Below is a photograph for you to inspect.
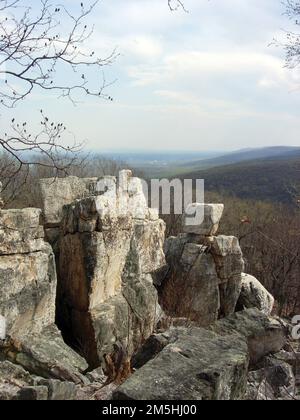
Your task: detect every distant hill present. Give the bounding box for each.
[182,146,300,170]
[182,155,300,206]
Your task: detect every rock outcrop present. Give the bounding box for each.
[159,205,245,325]
[0,174,286,400]
[113,309,287,400]
[54,171,166,367]
[0,208,56,337]
[0,201,88,394]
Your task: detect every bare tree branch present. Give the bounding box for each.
[0,0,117,107]
[0,0,117,203]
[282,1,300,68]
[168,0,188,12]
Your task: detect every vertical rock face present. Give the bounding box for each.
[159,204,245,325]
[56,171,166,367]
[0,202,88,386]
[0,208,56,337]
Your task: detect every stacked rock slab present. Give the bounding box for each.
[159,203,245,325]
[56,171,166,367]
[0,199,88,392]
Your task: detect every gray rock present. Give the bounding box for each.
[263,356,296,399]
[237,273,275,316]
[114,309,287,400]
[57,171,166,367]
[209,309,287,365]
[0,361,45,400]
[114,327,249,400]
[160,242,220,326]
[183,203,224,236]
[246,369,275,400]
[219,275,242,318]
[85,367,107,384]
[210,235,244,317]
[0,358,81,400]
[37,176,98,227]
[272,350,300,376]
[15,386,49,401]
[3,325,88,384]
[35,378,76,400]
[245,357,296,400]
[0,208,44,255]
[131,333,172,369]
[0,244,57,338]
[210,236,245,281]
[0,207,59,339]
[160,225,244,324]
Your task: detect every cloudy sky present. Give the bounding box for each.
[5,0,300,151]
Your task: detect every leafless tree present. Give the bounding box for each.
[0,0,117,202]
[283,1,300,68]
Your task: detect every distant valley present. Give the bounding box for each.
[121,146,300,206]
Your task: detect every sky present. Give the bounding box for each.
[3,0,300,152]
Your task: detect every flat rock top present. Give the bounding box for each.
[113,327,248,400]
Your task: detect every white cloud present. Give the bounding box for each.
[3,0,300,151]
[128,50,299,90]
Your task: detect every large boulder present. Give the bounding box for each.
[113,309,287,400]
[37,176,98,227]
[0,361,78,400]
[114,327,249,400]
[57,171,166,368]
[237,273,275,316]
[36,176,99,248]
[160,240,220,326]
[183,203,224,236]
[209,309,287,365]
[1,326,88,384]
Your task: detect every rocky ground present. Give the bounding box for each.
[0,173,299,400]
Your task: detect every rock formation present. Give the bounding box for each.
[0,208,56,336]
[159,204,245,324]
[0,174,296,400]
[38,171,166,368]
[113,309,287,400]
[0,196,88,399]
